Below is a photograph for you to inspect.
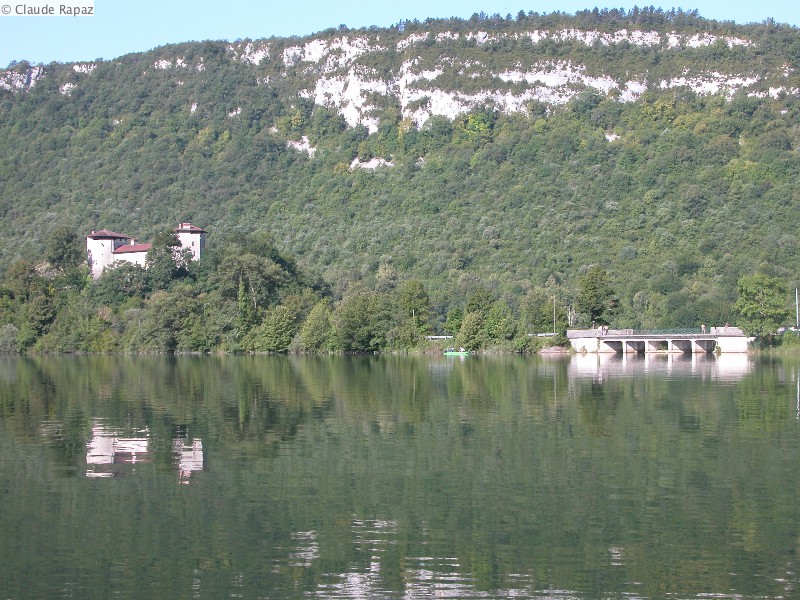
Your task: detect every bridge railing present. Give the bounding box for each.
[635,328,704,335]
[567,328,634,338]
[567,326,743,339]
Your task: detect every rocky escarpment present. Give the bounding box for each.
[2,19,798,135]
[234,26,797,132]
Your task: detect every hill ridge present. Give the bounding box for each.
[1,9,799,334]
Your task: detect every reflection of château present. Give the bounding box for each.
[85,222,206,279]
[85,420,204,483]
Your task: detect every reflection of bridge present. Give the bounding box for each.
[567,327,753,354]
[569,352,753,382]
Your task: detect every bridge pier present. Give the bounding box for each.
[671,339,692,353]
[693,339,716,353]
[600,339,623,353]
[624,340,646,354]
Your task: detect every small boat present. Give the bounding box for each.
[444,348,470,356]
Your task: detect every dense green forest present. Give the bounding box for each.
[0,227,559,352]
[1,8,800,351]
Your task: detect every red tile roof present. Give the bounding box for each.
[174,223,206,233]
[87,229,131,240]
[113,243,152,254]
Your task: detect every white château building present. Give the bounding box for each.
[86,222,206,279]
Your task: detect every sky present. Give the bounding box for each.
[0,0,798,68]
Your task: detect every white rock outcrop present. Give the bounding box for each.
[73,63,97,74]
[229,41,270,65]
[0,65,45,91]
[287,136,317,157]
[350,157,394,169]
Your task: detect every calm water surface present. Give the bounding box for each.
[1,353,799,599]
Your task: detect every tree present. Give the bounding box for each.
[396,279,432,334]
[251,305,298,352]
[214,251,287,312]
[374,263,399,292]
[465,288,495,316]
[577,266,616,325]
[444,307,463,336]
[485,300,516,342]
[146,230,189,290]
[457,311,486,351]
[332,289,391,352]
[734,273,789,339]
[520,288,567,335]
[126,290,183,352]
[45,226,83,272]
[458,111,494,144]
[20,294,55,346]
[5,260,43,302]
[235,274,257,341]
[0,324,18,352]
[299,300,333,351]
[92,263,149,305]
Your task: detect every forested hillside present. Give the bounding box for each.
[1,8,800,351]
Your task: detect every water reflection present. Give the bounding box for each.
[2,355,800,599]
[84,419,204,482]
[85,420,150,477]
[570,351,753,381]
[175,437,204,483]
[286,530,320,568]
[312,519,536,599]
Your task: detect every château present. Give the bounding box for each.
[86,223,206,279]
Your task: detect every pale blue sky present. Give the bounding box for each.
[1,0,798,68]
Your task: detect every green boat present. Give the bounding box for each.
[443,348,470,356]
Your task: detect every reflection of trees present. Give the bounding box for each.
[1,355,800,598]
[575,379,618,435]
[1,355,579,453]
[734,357,792,431]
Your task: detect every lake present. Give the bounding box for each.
[1,353,799,599]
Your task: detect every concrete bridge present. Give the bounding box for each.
[567,326,753,354]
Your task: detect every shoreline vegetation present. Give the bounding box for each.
[0,228,796,355]
[0,229,576,355]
